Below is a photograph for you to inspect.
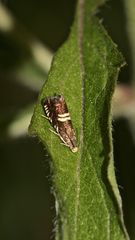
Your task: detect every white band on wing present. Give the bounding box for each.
[57,117,71,122]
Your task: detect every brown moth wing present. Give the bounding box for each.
[43,95,78,152]
[57,120,77,151]
[44,97,57,126]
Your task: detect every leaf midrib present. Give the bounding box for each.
[74,0,85,239]
[73,1,111,239]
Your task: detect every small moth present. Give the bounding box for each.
[43,95,78,153]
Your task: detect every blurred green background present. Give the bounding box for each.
[0,0,135,239]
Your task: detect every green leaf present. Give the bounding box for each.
[29,0,129,239]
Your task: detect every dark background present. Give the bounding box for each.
[0,0,134,239]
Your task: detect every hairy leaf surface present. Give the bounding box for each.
[30,0,129,239]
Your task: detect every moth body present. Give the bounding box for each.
[43,95,78,153]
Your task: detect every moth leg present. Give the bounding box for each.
[41,114,49,120]
[60,142,69,147]
[49,128,59,136]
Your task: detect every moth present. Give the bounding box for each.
[43,95,78,153]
